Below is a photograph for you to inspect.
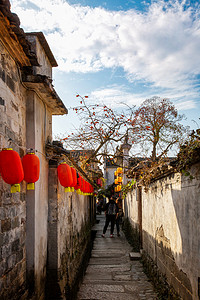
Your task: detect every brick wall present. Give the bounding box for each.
[0,40,28,299]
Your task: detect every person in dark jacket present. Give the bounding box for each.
[102,196,119,238]
[115,197,123,236]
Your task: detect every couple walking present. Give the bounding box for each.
[102,195,122,238]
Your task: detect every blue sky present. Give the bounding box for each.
[10,0,200,137]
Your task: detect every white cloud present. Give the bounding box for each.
[90,85,197,111]
[10,0,200,108]
[90,85,143,108]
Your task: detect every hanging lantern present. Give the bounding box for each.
[114,171,117,176]
[85,181,90,195]
[81,178,86,195]
[74,173,82,194]
[117,185,122,192]
[81,179,85,195]
[70,167,77,192]
[88,183,92,195]
[117,176,122,183]
[117,167,123,174]
[0,148,24,193]
[57,162,73,192]
[84,181,88,195]
[114,178,118,185]
[22,153,40,190]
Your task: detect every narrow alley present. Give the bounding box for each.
[77,215,158,300]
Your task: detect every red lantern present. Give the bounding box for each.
[85,181,89,194]
[0,148,24,193]
[74,173,82,194]
[57,162,73,192]
[80,177,84,194]
[87,182,93,195]
[71,167,77,190]
[82,179,87,194]
[22,153,40,190]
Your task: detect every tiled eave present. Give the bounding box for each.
[46,142,97,186]
[0,2,39,67]
[22,74,68,115]
[26,32,58,67]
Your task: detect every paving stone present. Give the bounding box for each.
[89,257,128,265]
[79,284,125,292]
[129,252,141,260]
[87,264,131,273]
[84,272,113,281]
[77,291,139,300]
[77,215,158,300]
[113,274,132,281]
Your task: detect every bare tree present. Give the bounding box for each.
[133,96,188,161]
[60,95,136,169]
[58,95,189,180]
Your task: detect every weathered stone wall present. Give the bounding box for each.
[26,34,53,78]
[47,160,95,299]
[0,39,28,299]
[124,162,200,300]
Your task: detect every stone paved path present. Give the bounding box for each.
[77,214,158,300]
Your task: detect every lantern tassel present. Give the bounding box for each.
[27,183,35,190]
[11,184,20,193]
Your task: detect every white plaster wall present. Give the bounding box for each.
[25,91,52,296]
[124,189,138,222]
[34,94,51,294]
[142,174,183,260]
[106,167,116,187]
[125,164,200,299]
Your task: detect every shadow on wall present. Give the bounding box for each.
[124,163,200,299]
[170,164,200,300]
[143,164,200,300]
[123,214,192,299]
[142,228,192,300]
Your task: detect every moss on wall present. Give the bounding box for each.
[122,217,140,252]
[141,251,181,300]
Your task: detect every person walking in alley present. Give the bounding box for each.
[115,197,123,236]
[102,196,119,238]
